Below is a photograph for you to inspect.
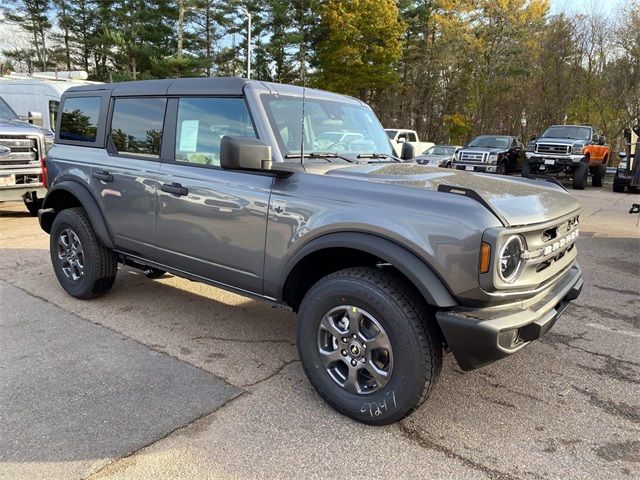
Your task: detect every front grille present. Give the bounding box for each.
[0,135,40,169]
[535,143,571,155]
[459,151,488,163]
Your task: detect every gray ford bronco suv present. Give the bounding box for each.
[39,78,583,425]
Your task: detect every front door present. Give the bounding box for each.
[90,96,166,256]
[155,96,272,294]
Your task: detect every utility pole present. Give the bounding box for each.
[239,6,252,79]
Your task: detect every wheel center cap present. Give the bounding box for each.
[349,342,362,358]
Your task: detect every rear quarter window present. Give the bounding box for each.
[59,96,101,142]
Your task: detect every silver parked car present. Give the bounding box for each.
[415,144,461,167]
[38,78,583,425]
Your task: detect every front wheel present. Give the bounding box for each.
[50,207,118,299]
[297,267,442,425]
[572,162,588,190]
[497,161,508,175]
[522,162,532,176]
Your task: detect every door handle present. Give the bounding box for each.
[161,182,188,196]
[92,171,114,183]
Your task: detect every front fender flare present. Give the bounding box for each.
[41,180,114,249]
[280,232,457,308]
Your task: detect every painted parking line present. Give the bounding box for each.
[586,322,640,339]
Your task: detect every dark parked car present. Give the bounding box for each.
[453,135,525,174]
[38,78,583,425]
[415,144,461,167]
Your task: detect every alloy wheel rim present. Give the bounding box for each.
[317,305,393,395]
[57,228,85,282]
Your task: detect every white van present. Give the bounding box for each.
[0,72,101,131]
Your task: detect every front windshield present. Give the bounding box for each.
[262,94,394,159]
[541,126,591,140]
[424,145,455,156]
[467,136,510,149]
[0,96,18,119]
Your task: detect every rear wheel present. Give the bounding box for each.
[572,162,588,190]
[23,192,43,217]
[592,164,606,187]
[612,172,625,193]
[297,267,442,425]
[50,207,117,299]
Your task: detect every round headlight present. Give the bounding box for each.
[499,235,524,283]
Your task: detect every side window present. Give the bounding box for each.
[407,131,417,142]
[175,97,256,167]
[397,132,408,141]
[511,138,518,148]
[59,96,101,142]
[49,100,59,131]
[110,97,166,158]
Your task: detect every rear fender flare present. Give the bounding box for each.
[42,180,114,249]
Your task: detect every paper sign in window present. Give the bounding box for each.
[179,120,199,152]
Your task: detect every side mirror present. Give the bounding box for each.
[220,136,272,171]
[401,142,415,160]
[597,136,605,145]
[530,134,537,141]
[397,137,406,144]
[28,111,43,127]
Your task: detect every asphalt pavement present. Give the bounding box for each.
[0,182,638,480]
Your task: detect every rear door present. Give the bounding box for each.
[155,96,272,294]
[90,96,166,256]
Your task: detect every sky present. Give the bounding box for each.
[550,0,620,15]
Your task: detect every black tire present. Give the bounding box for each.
[572,162,588,190]
[497,161,507,175]
[144,267,167,279]
[612,172,625,193]
[592,164,605,187]
[522,162,532,177]
[50,207,117,299]
[23,195,43,217]
[297,266,442,425]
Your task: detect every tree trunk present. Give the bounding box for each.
[177,0,185,58]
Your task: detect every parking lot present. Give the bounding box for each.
[1,183,638,480]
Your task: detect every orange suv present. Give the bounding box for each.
[524,125,610,189]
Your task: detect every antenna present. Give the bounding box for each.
[299,0,307,170]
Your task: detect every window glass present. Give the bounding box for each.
[261,94,393,158]
[175,97,256,166]
[407,132,417,142]
[111,97,166,158]
[59,96,101,142]
[49,100,59,131]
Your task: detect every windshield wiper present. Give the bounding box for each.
[356,153,402,162]
[285,152,355,163]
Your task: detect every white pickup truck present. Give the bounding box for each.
[385,129,434,158]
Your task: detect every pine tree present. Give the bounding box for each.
[313,0,404,102]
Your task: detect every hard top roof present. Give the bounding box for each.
[62,77,365,106]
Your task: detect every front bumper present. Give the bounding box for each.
[525,152,585,167]
[436,264,583,371]
[453,163,497,173]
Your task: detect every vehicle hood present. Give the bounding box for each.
[535,138,580,146]
[324,163,580,226]
[459,146,506,154]
[0,116,52,137]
